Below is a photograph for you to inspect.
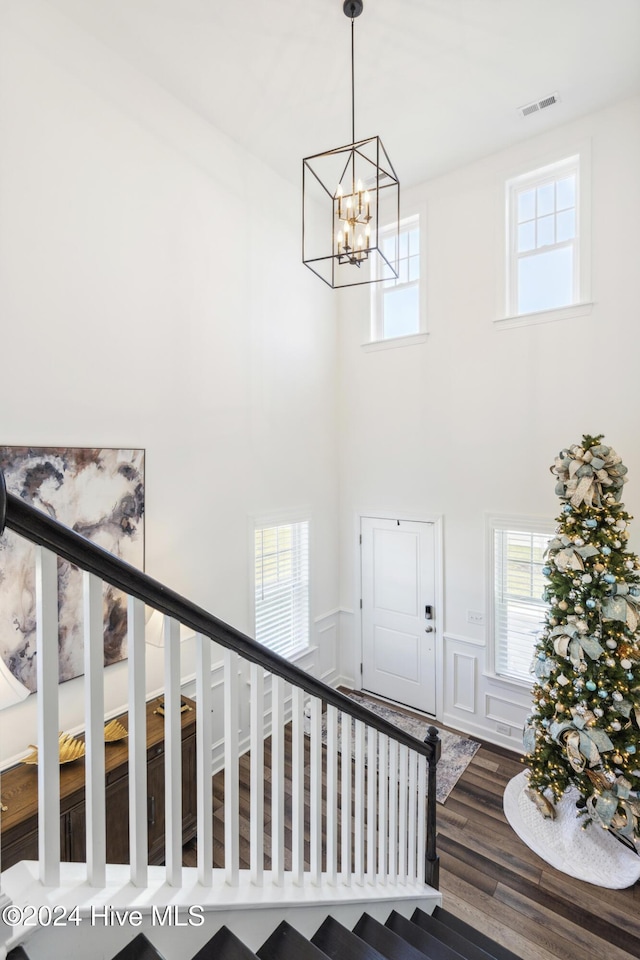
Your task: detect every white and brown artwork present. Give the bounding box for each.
[0,447,145,693]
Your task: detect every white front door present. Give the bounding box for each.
[361,516,436,715]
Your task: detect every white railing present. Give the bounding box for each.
[0,483,440,952]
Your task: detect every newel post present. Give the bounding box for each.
[424,725,441,889]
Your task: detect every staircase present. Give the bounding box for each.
[7,905,524,960]
[0,472,515,960]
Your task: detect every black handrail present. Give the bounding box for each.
[1,486,439,765]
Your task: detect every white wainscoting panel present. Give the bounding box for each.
[316,611,339,683]
[443,633,530,752]
[485,694,530,731]
[452,652,476,714]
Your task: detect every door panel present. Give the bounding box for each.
[373,625,420,680]
[373,529,420,615]
[362,517,436,714]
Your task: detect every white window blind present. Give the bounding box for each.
[254,520,309,658]
[493,526,550,683]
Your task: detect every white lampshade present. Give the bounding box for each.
[0,657,30,710]
[144,607,195,648]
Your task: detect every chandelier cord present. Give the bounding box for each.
[351,15,355,145]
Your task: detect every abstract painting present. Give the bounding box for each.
[0,447,145,692]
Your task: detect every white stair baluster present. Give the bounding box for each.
[378,734,388,885]
[408,750,418,882]
[196,634,213,887]
[249,664,264,887]
[341,712,352,885]
[271,675,285,885]
[367,725,377,885]
[417,754,427,885]
[128,596,147,887]
[224,649,239,886]
[388,738,398,884]
[291,687,305,885]
[310,697,322,884]
[164,616,182,887]
[84,572,105,887]
[326,705,338,885]
[354,719,365,885]
[398,744,408,883]
[36,546,60,887]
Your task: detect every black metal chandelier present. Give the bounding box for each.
[302,0,400,288]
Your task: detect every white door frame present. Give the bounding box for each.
[354,509,444,722]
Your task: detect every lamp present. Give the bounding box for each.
[0,658,30,711]
[0,659,30,812]
[144,607,195,647]
[302,0,400,288]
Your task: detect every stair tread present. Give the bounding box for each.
[432,907,523,960]
[111,933,167,960]
[192,925,260,960]
[7,948,30,960]
[405,908,498,960]
[385,911,467,960]
[257,920,331,960]
[312,916,388,960]
[354,912,442,960]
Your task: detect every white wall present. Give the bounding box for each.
[338,94,640,750]
[0,0,339,763]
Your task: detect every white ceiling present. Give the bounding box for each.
[48,0,640,187]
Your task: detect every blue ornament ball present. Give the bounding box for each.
[628,672,634,680]
[604,574,616,583]
[598,689,608,699]
[625,745,637,755]
[542,566,551,576]
[585,518,598,528]
[586,599,597,609]
[631,587,640,597]
[602,546,611,556]
[563,504,572,514]
[586,681,597,691]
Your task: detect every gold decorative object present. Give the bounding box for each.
[104,719,128,743]
[23,733,86,766]
[153,697,193,717]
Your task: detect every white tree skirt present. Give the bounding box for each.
[503,770,640,889]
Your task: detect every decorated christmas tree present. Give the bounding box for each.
[524,435,640,847]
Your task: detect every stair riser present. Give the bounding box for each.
[15,897,439,960]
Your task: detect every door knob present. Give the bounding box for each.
[425,625,434,633]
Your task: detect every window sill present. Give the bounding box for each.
[494,301,593,330]
[362,332,429,352]
[483,670,534,692]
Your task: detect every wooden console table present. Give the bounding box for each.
[0,695,197,870]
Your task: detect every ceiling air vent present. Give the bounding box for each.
[517,91,560,118]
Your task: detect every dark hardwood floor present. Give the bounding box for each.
[183,706,640,960]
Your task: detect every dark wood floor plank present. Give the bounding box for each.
[437,876,568,960]
[494,882,640,960]
[436,820,543,884]
[541,867,640,918]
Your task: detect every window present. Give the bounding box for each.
[254,520,309,658]
[371,215,423,342]
[489,518,552,684]
[507,154,584,317]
